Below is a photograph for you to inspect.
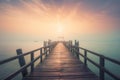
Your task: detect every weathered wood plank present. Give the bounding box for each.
[23,43,99,80]
[23,77,99,80]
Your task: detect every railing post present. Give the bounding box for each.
[73,40,79,59]
[50,45,52,53]
[49,46,51,54]
[70,40,73,52]
[44,47,45,55]
[76,46,79,60]
[71,46,73,53]
[70,41,72,52]
[100,56,105,80]
[48,46,50,53]
[44,47,47,56]
[31,52,34,72]
[73,46,75,55]
[46,47,48,56]
[40,48,42,63]
[16,49,28,77]
[84,50,87,66]
[79,48,80,60]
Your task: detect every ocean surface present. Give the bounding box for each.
[0,41,43,80]
[0,41,120,80]
[80,41,120,80]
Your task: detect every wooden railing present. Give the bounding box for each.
[65,40,120,80]
[0,41,57,80]
[0,40,120,80]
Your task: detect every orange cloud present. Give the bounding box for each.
[0,0,119,40]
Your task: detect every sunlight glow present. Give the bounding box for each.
[0,0,118,40]
[56,21,64,35]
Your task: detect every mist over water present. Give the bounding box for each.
[80,41,120,60]
[79,40,120,80]
[0,41,43,60]
[0,41,43,80]
[0,40,120,80]
[0,0,120,80]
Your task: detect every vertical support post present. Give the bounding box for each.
[78,41,80,60]
[76,44,79,59]
[70,40,72,53]
[31,52,34,72]
[48,48,49,55]
[68,40,70,50]
[84,50,87,66]
[44,47,47,57]
[74,40,79,59]
[46,47,47,56]
[50,45,52,53]
[79,48,80,60]
[49,46,51,54]
[77,41,79,60]
[71,40,73,52]
[100,56,105,80]
[72,46,74,55]
[70,41,71,50]
[16,49,28,77]
[51,44,53,52]
[73,40,76,55]
[40,48,42,63]
[75,40,77,46]
[72,46,74,54]
[73,46,76,56]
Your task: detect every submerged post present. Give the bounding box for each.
[16,49,28,77]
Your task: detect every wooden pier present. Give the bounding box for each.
[0,40,120,80]
[23,43,99,80]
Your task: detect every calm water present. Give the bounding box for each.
[80,41,120,80]
[0,41,120,80]
[0,41,43,80]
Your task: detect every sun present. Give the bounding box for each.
[57,26,63,33]
[56,22,64,35]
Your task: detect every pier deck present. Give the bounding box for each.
[23,43,99,80]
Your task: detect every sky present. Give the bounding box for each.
[0,0,120,42]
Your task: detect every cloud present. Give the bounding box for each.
[0,0,120,40]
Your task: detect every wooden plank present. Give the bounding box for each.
[28,72,96,77]
[23,77,60,80]
[23,77,99,80]
[23,43,99,80]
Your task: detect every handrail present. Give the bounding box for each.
[0,41,57,80]
[5,55,41,80]
[79,46,102,56]
[0,47,45,65]
[0,48,40,65]
[0,45,53,65]
[66,42,120,80]
[79,46,120,65]
[1,40,119,80]
[72,45,120,65]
